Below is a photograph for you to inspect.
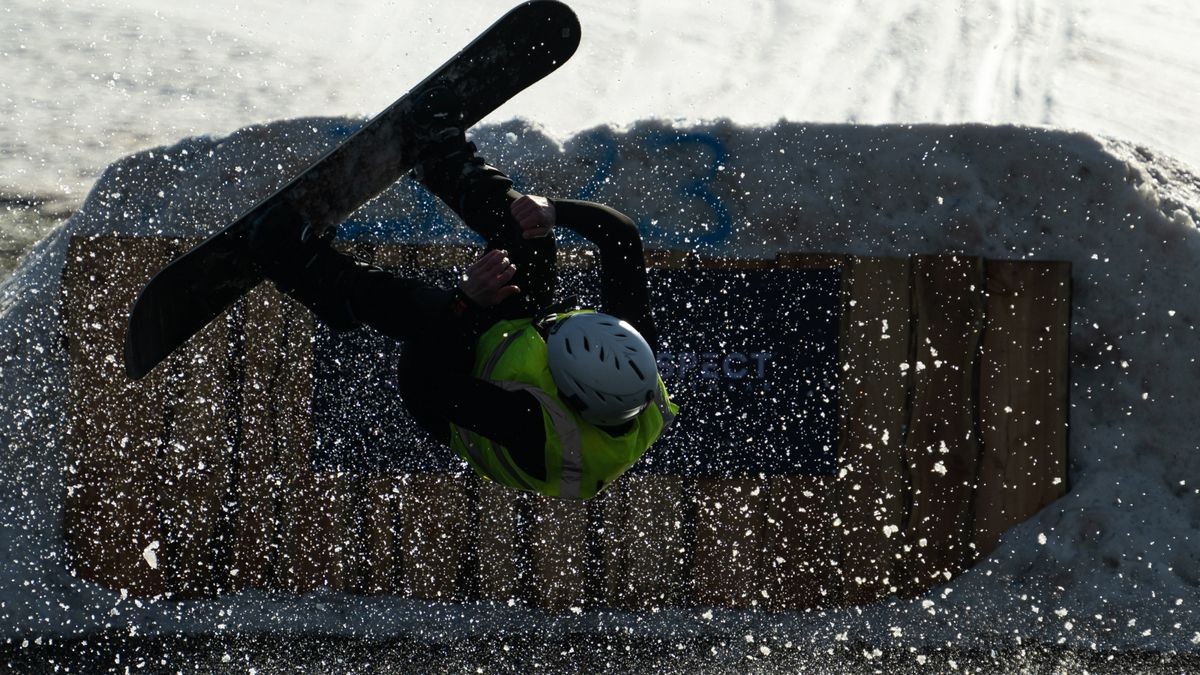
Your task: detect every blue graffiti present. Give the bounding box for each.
[574,129,621,202]
[573,129,734,248]
[644,131,733,247]
[317,118,736,248]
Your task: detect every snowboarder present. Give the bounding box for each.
[247,93,677,500]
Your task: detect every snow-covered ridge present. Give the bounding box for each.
[1,118,1197,650]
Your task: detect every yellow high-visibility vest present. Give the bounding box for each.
[449,312,677,499]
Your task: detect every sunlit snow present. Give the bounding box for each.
[1,0,1199,671]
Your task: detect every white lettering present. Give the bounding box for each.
[723,352,748,378]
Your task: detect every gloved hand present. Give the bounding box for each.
[458,248,521,307]
[511,194,556,239]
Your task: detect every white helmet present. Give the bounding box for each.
[546,312,660,427]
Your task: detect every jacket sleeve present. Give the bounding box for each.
[548,198,659,347]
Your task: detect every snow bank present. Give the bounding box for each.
[1,117,1198,653]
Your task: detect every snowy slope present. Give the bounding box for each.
[1,117,1198,654]
[3,0,1200,202]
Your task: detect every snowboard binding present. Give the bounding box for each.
[408,84,513,212]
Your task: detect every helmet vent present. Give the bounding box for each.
[546,311,657,427]
[628,360,646,381]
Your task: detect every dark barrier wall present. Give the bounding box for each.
[312,265,842,477]
[61,237,1071,608]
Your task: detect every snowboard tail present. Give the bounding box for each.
[124,0,580,380]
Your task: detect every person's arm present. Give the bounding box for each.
[537,198,658,346]
[415,369,549,480]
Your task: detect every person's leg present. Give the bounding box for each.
[396,333,548,479]
[246,200,362,331]
[247,199,479,342]
[409,89,557,314]
[457,182,557,315]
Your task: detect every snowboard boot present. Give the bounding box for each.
[408,84,514,221]
[246,200,361,331]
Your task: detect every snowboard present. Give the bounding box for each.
[124,0,580,380]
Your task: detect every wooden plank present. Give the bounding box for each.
[278,469,353,593]
[359,475,401,595]
[62,235,173,597]
[154,308,232,598]
[692,478,767,608]
[764,476,838,609]
[835,257,912,605]
[310,471,353,590]
[262,304,327,593]
[599,475,687,609]
[410,243,478,272]
[775,252,848,271]
[228,284,286,591]
[974,260,1071,556]
[474,480,522,602]
[644,249,698,270]
[399,473,471,599]
[527,497,590,611]
[899,255,985,595]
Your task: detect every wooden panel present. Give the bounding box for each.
[399,473,471,599]
[360,475,401,594]
[900,255,985,595]
[528,497,590,611]
[692,478,767,608]
[764,476,838,609]
[154,310,232,598]
[410,243,478,271]
[228,284,287,591]
[310,471,354,590]
[644,249,699,270]
[775,252,848,271]
[347,240,408,269]
[974,261,1071,556]
[61,238,1074,610]
[835,257,912,604]
[600,475,687,609]
[474,480,522,601]
[262,305,326,593]
[274,469,355,593]
[62,235,174,596]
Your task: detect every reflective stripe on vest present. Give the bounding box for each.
[493,382,584,499]
[451,315,677,499]
[450,330,537,492]
[654,382,676,429]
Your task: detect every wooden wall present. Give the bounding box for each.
[60,236,1070,608]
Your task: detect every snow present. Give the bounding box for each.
[1,116,1198,655]
[4,0,1200,201]
[4,0,1200,665]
